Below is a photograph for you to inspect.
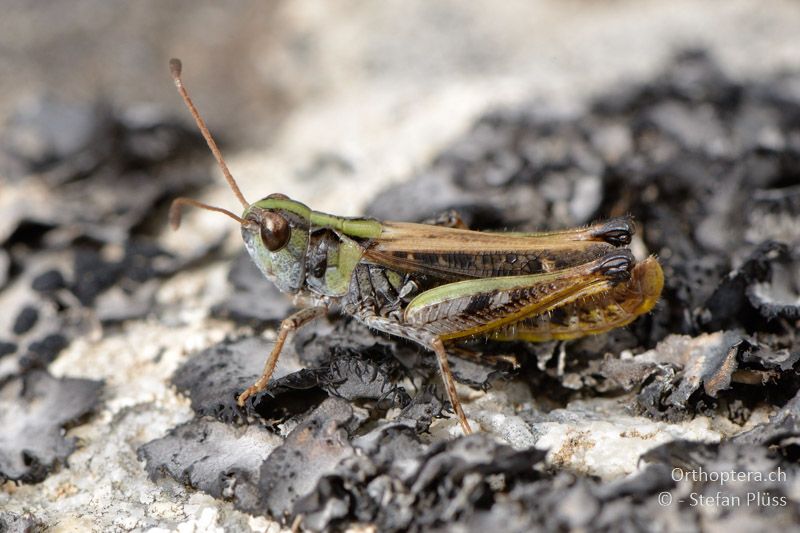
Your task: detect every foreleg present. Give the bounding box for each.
[237,306,327,406]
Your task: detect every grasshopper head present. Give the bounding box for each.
[241,193,311,294]
[166,60,314,295]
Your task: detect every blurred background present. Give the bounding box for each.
[3,0,800,216]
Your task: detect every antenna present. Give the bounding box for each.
[169,58,249,208]
[169,197,252,230]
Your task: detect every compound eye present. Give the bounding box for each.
[260,213,291,251]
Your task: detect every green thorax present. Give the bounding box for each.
[245,196,383,297]
[250,196,382,239]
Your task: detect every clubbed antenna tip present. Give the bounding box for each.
[169,58,182,80]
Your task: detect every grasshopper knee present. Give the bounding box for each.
[594,249,634,283]
[592,216,635,246]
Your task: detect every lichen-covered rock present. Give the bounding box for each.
[0,371,102,483]
[138,418,282,513]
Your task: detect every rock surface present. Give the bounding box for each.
[2,2,800,532]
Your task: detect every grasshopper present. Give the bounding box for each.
[167,59,664,434]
